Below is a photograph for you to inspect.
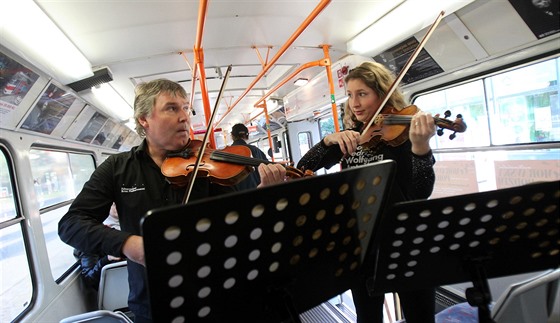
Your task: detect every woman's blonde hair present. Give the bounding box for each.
[133,79,188,137]
[342,61,408,129]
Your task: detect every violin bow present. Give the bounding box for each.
[361,10,445,135]
[182,65,233,204]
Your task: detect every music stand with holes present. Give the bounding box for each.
[142,160,396,323]
[370,180,560,323]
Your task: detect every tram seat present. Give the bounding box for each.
[59,310,132,323]
[98,260,129,311]
[433,268,560,323]
[59,261,131,323]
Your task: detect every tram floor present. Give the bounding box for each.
[300,292,357,323]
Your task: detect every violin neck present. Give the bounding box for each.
[382,115,413,125]
[383,115,453,128]
[211,150,270,167]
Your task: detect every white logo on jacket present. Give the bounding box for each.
[121,186,146,193]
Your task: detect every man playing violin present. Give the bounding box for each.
[297,61,437,323]
[58,79,286,323]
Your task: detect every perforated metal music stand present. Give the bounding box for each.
[371,180,560,323]
[142,160,396,323]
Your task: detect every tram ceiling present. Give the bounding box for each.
[33,0,458,132]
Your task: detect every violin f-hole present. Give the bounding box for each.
[186,162,204,171]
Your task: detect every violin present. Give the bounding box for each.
[361,105,467,147]
[161,139,313,187]
[162,140,252,187]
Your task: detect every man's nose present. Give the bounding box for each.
[179,107,190,121]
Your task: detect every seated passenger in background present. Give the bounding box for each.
[230,123,269,191]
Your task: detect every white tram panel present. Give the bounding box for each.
[284,54,369,123]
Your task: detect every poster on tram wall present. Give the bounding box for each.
[0,51,42,129]
[19,84,77,135]
[494,159,560,189]
[508,0,559,39]
[373,37,444,85]
[431,160,478,199]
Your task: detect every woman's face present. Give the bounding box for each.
[346,78,383,125]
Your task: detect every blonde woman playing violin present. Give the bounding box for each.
[297,61,437,323]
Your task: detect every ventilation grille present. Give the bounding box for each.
[66,67,113,92]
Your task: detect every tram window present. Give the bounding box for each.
[29,149,95,280]
[414,56,560,148]
[486,58,559,144]
[0,149,33,322]
[414,57,560,198]
[414,80,488,149]
[0,153,16,223]
[271,136,282,160]
[69,154,96,195]
[318,116,345,175]
[319,113,344,138]
[253,136,283,161]
[298,132,312,156]
[252,139,270,160]
[282,131,291,162]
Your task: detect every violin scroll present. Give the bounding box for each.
[285,165,315,179]
[434,110,467,140]
[361,105,467,148]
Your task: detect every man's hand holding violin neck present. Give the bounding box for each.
[257,163,286,187]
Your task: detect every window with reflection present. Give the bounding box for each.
[414,80,488,149]
[0,147,32,322]
[415,57,559,148]
[319,109,344,138]
[413,56,560,198]
[487,58,559,144]
[29,149,95,280]
[298,132,312,157]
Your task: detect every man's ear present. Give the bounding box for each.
[138,116,148,129]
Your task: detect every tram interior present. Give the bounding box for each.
[0,0,559,322]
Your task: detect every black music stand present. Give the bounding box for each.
[370,180,560,323]
[142,160,396,323]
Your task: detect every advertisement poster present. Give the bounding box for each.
[508,0,559,39]
[0,51,40,127]
[119,130,141,152]
[373,37,444,85]
[103,124,129,149]
[76,111,108,144]
[431,160,479,198]
[495,159,560,189]
[20,84,76,135]
[93,118,117,146]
